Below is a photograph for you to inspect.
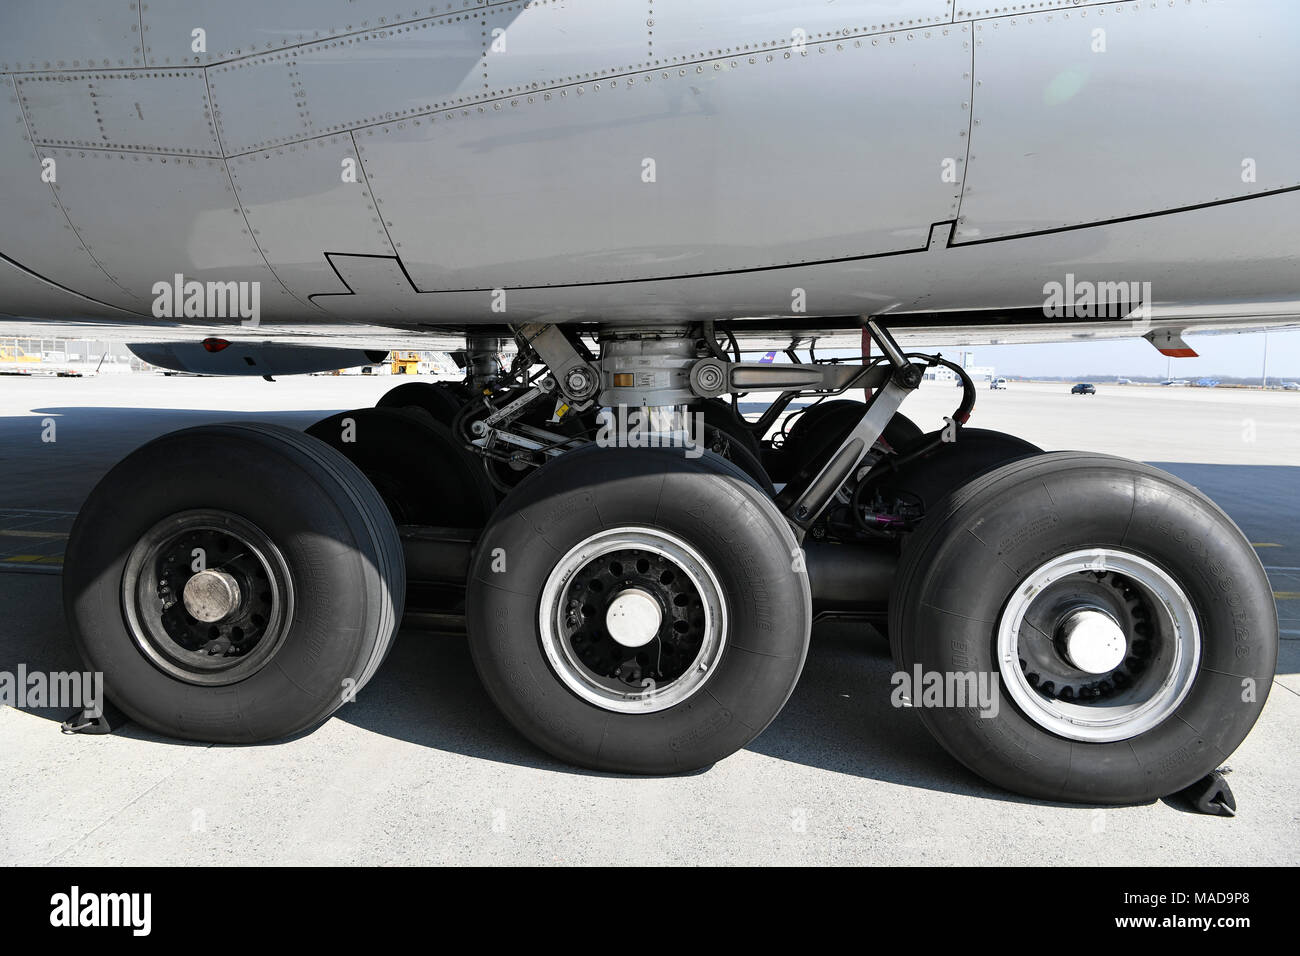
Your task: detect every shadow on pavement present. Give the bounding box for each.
[1,572,1112,804]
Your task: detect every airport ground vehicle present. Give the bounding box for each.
[2,0,1289,805]
[990,378,1007,390]
[1071,383,1097,395]
[0,343,41,372]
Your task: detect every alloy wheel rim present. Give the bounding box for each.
[997,548,1200,742]
[121,509,294,686]
[539,527,727,713]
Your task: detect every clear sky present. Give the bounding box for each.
[968,329,1300,381]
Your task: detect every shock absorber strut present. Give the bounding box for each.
[595,331,702,452]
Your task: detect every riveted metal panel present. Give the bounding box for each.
[15,70,220,155]
[205,56,306,155]
[38,150,301,315]
[955,1,1115,21]
[227,134,396,299]
[955,0,1300,242]
[0,0,144,72]
[207,14,485,155]
[138,0,485,67]
[482,0,651,93]
[651,0,954,63]
[357,24,970,290]
[0,79,143,311]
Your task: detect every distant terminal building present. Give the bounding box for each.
[919,350,995,384]
[925,365,997,384]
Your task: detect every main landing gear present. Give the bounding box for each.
[61,321,1277,804]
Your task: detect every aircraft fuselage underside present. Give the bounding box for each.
[1,0,1297,346]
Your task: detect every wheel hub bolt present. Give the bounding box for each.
[182,569,241,623]
[1056,608,1127,675]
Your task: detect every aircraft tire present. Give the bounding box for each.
[466,443,811,773]
[63,423,405,743]
[767,401,923,483]
[376,380,469,425]
[888,452,1277,804]
[307,406,495,527]
[701,424,775,497]
[695,398,763,459]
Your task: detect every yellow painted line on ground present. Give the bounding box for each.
[1,555,63,564]
[1274,592,1300,601]
[0,529,68,539]
[1252,542,1281,548]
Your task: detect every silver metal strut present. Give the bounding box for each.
[783,321,924,535]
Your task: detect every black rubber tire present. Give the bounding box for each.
[695,398,763,459]
[376,380,468,425]
[873,427,1042,516]
[307,406,496,528]
[888,452,1277,804]
[63,423,405,743]
[466,444,812,774]
[794,401,923,456]
[768,400,922,483]
[701,424,776,497]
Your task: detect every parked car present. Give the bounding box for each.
[1282,382,1300,391]
[1071,383,1096,395]
[991,378,1007,390]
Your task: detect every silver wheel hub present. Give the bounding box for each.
[539,527,727,714]
[182,569,242,623]
[605,588,662,648]
[121,509,294,686]
[1057,608,1127,674]
[997,548,1201,742]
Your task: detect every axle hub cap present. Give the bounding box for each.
[182,569,242,623]
[605,588,662,648]
[1057,608,1127,675]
